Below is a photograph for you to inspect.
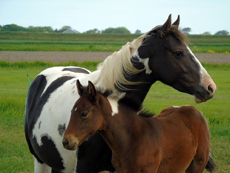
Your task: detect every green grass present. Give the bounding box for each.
[0,61,230,172]
[0,32,139,42]
[0,32,230,53]
[0,42,124,52]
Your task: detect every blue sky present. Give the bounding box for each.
[0,0,229,34]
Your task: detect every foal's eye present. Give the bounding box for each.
[81,111,88,118]
[174,51,183,57]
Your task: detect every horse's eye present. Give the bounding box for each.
[81,111,88,118]
[175,51,183,57]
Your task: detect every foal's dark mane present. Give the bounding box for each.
[139,109,155,118]
[94,86,154,118]
[96,87,113,98]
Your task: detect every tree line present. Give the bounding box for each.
[0,24,71,33]
[181,27,229,35]
[0,24,229,35]
[0,24,133,34]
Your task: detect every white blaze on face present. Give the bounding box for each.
[186,45,217,96]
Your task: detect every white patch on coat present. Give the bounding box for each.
[107,93,125,116]
[172,106,181,108]
[34,156,52,173]
[132,51,152,74]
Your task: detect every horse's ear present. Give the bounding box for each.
[161,14,172,32]
[172,15,180,29]
[76,80,84,96]
[87,81,98,102]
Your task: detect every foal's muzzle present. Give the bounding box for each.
[62,136,79,150]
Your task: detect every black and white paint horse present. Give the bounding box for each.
[25,15,216,173]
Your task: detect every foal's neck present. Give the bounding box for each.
[98,103,146,161]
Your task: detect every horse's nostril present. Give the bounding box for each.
[208,85,213,93]
[63,138,69,147]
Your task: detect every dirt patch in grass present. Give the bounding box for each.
[0,51,229,64]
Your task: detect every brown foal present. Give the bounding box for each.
[63,80,216,173]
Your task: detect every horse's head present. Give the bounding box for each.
[133,14,216,103]
[63,80,108,150]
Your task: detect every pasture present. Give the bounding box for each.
[0,32,230,53]
[0,61,229,172]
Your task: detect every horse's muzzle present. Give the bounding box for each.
[194,83,216,103]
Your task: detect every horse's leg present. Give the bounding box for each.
[34,156,52,173]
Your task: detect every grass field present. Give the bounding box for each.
[0,61,230,172]
[0,31,230,53]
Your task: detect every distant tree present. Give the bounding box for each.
[135,29,141,34]
[1,24,26,31]
[181,27,191,34]
[102,27,131,34]
[85,28,101,34]
[27,26,42,32]
[214,30,229,35]
[202,31,212,35]
[0,24,54,32]
[59,26,72,33]
[27,26,53,32]
[43,26,53,32]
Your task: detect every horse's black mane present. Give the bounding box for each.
[145,25,187,44]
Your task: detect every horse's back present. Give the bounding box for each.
[25,66,91,172]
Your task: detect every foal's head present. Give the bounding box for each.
[63,80,110,150]
[131,14,216,102]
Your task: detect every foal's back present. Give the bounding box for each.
[149,106,210,173]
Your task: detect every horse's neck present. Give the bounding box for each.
[79,62,156,111]
[119,71,156,111]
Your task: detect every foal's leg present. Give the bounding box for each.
[185,144,209,173]
[34,157,52,173]
[185,158,206,173]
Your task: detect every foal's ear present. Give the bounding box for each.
[87,81,98,102]
[172,15,180,29]
[161,14,172,33]
[76,80,84,96]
